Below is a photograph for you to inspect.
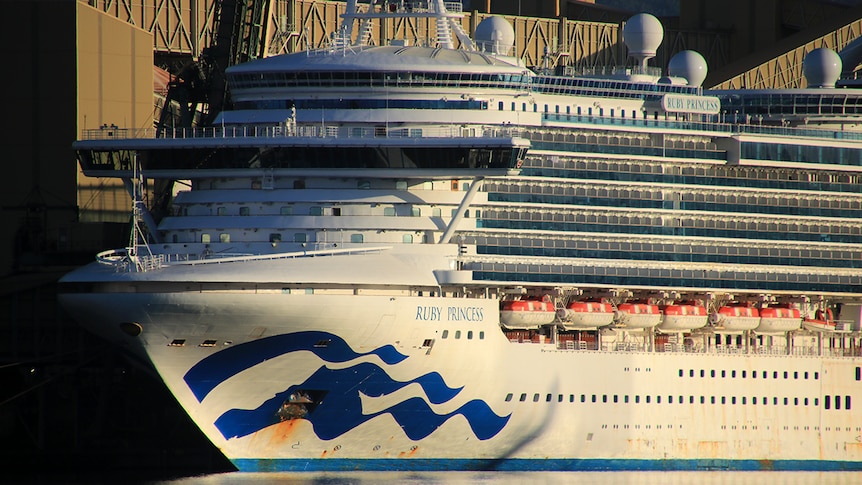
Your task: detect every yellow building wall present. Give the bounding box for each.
[76,3,153,224]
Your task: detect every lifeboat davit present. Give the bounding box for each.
[615,302,662,329]
[557,300,615,330]
[711,304,760,333]
[658,303,708,332]
[756,305,802,334]
[802,309,836,333]
[500,295,556,329]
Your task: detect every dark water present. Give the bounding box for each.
[149,471,859,485]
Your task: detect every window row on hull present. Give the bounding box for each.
[471,266,862,293]
[521,157,862,194]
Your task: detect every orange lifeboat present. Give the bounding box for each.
[658,302,708,332]
[756,305,802,334]
[712,304,760,333]
[615,302,662,329]
[500,295,556,330]
[802,308,837,333]
[557,300,615,330]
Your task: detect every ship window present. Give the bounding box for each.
[784,371,789,378]
[711,396,716,404]
[422,339,433,347]
[293,180,305,189]
[804,371,808,379]
[314,339,330,348]
[305,288,313,294]
[533,394,540,402]
[384,207,396,216]
[668,395,673,403]
[432,207,442,217]
[217,207,226,216]
[467,331,473,340]
[602,395,607,403]
[294,233,307,243]
[624,395,629,403]
[721,396,726,404]
[773,371,778,379]
[546,394,553,402]
[580,394,586,403]
[332,207,341,216]
[358,180,371,189]
[804,397,809,406]
[857,367,860,381]
[732,370,737,378]
[569,394,574,403]
[280,206,293,215]
[794,371,798,379]
[396,180,408,190]
[742,371,746,378]
[815,372,819,379]
[441,330,448,338]
[732,397,736,404]
[350,234,364,243]
[690,396,694,404]
[239,206,250,216]
[169,339,186,347]
[678,369,683,377]
[411,207,421,217]
[281,288,291,294]
[403,234,414,244]
[479,331,485,339]
[700,370,705,378]
[505,393,513,402]
[592,395,597,403]
[269,233,282,244]
[310,206,323,216]
[825,395,831,409]
[835,395,841,409]
[711,370,715,378]
[613,395,618,403]
[635,395,640,403]
[455,330,461,339]
[689,370,694,377]
[519,393,527,402]
[199,340,217,347]
[219,233,230,243]
[846,396,852,409]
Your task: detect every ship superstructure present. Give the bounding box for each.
[60,1,862,471]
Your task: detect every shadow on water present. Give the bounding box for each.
[0,275,234,483]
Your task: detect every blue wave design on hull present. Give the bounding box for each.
[183,331,407,401]
[183,331,510,443]
[215,362,508,441]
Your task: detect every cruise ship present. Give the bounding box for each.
[60,0,862,471]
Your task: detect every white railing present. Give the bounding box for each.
[79,124,526,142]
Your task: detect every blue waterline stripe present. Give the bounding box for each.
[231,458,862,472]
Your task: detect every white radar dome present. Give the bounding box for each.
[668,50,708,86]
[475,16,515,56]
[803,47,842,88]
[623,13,664,67]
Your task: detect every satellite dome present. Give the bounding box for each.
[803,47,842,88]
[623,13,663,67]
[475,16,515,56]
[668,50,708,86]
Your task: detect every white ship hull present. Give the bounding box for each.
[59,257,862,470]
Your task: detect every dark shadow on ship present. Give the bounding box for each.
[0,272,234,482]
